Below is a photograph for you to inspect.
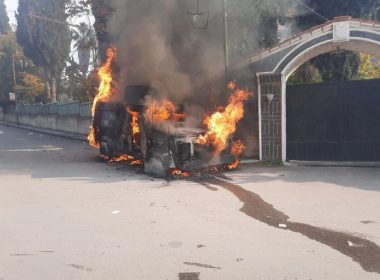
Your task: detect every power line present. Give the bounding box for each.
[27,12,108,36]
[28,13,83,29]
[293,0,329,22]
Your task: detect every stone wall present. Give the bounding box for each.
[259,73,282,161]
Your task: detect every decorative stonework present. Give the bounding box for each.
[259,74,282,161]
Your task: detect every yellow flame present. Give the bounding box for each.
[144,99,186,125]
[88,47,117,148]
[127,108,140,144]
[197,84,250,156]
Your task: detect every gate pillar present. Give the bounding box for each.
[258,73,283,161]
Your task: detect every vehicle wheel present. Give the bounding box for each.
[100,140,114,159]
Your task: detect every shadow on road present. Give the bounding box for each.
[229,164,380,193]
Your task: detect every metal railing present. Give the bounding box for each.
[17,101,93,118]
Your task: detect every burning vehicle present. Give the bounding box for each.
[88,48,250,177]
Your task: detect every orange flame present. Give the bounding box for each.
[197,83,250,155]
[195,134,208,145]
[170,169,191,177]
[108,154,134,163]
[88,47,117,147]
[88,127,99,148]
[127,108,140,144]
[106,154,143,165]
[132,160,143,165]
[145,99,185,125]
[228,159,240,170]
[231,139,246,157]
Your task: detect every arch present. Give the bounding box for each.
[241,18,380,162]
[280,33,380,79]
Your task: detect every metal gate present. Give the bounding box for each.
[287,79,380,161]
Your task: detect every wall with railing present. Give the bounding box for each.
[1,102,93,136]
[17,102,92,118]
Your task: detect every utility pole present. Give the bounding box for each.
[12,55,16,89]
[223,0,229,71]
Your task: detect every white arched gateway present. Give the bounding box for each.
[231,16,380,161]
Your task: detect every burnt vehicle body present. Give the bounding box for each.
[92,86,235,177]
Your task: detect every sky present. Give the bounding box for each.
[5,0,18,25]
[3,0,94,64]
[4,0,92,27]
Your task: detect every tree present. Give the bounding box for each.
[90,0,114,63]
[16,73,45,103]
[313,51,361,82]
[356,53,380,80]
[16,0,71,102]
[227,0,281,63]
[0,0,10,34]
[297,0,378,29]
[66,0,111,63]
[0,36,14,101]
[292,0,379,83]
[0,6,12,101]
[71,22,97,74]
[288,61,323,85]
[62,58,95,102]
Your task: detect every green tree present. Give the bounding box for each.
[312,51,361,82]
[227,0,281,63]
[71,22,97,74]
[0,36,14,101]
[88,0,113,63]
[16,0,71,102]
[62,58,93,102]
[288,61,323,85]
[297,0,378,29]
[0,0,10,34]
[66,0,112,63]
[293,0,379,83]
[0,7,12,101]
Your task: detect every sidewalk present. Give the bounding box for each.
[0,121,88,142]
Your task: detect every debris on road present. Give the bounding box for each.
[67,264,92,271]
[183,262,222,270]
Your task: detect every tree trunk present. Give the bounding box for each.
[45,81,51,100]
[50,77,57,102]
[45,69,52,100]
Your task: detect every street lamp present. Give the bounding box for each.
[187,0,209,29]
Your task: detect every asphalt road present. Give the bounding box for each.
[0,124,380,280]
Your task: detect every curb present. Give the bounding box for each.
[286,160,380,168]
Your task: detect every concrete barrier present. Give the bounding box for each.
[3,112,91,136]
[3,112,18,124]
